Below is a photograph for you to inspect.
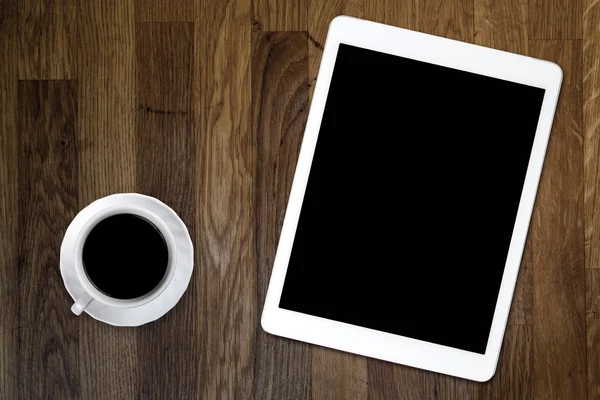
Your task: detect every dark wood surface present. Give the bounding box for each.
[0,0,598,398]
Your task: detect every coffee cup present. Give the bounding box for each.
[61,194,193,325]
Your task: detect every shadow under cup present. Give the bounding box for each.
[82,213,169,300]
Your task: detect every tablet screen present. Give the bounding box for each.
[279,44,545,354]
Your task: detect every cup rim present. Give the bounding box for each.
[73,204,178,309]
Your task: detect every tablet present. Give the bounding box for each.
[261,16,562,382]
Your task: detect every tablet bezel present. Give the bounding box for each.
[261,16,562,382]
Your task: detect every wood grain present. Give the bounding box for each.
[364,0,475,54]
[0,1,18,399]
[365,0,417,29]
[136,0,195,22]
[419,0,474,41]
[136,22,198,400]
[587,269,600,400]
[312,348,368,400]
[17,0,40,79]
[78,0,136,200]
[529,40,587,400]
[506,240,534,326]
[252,31,311,400]
[17,80,79,399]
[196,0,255,398]
[478,326,533,399]
[17,0,77,79]
[529,0,582,39]
[584,0,600,271]
[77,1,138,399]
[475,0,533,329]
[368,361,439,400]
[0,0,597,398]
[307,0,362,99]
[474,0,528,54]
[253,0,307,31]
[435,374,479,400]
[584,0,600,397]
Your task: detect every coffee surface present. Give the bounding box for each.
[82,213,169,299]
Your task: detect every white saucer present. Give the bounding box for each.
[60,194,194,326]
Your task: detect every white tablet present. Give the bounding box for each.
[261,16,562,381]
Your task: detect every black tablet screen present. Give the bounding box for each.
[279,44,545,354]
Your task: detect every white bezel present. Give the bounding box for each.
[261,16,562,382]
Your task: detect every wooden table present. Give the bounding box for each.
[0,0,598,398]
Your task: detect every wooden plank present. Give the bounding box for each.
[587,269,600,399]
[312,348,368,400]
[474,0,532,328]
[365,0,417,29]
[78,0,136,199]
[584,0,600,397]
[479,326,533,399]
[472,4,532,395]
[253,0,307,31]
[434,366,481,400]
[195,0,255,397]
[474,0,528,54]
[529,40,586,400]
[18,0,77,79]
[136,0,195,22]
[419,0,474,41]
[17,80,79,399]
[17,0,40,79]
[77,1,137,399]
[367,362,436,400]
[0,1,18,398]
[251,31,311,400]
[136,22,198,399]
[506,239,534,326]
[367,0,473,43]
[584,0,600,271]
[307,0,362,99]
[40,0,77,78]
[435,377,479,399]
[528,0,582,40]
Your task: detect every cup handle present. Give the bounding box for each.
[71,295,93,315]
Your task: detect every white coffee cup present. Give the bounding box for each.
[69,204,177,315]
[61,193,193,325]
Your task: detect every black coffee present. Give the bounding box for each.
[82,213,169,299]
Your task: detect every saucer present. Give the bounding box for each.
[60,193,194,326]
